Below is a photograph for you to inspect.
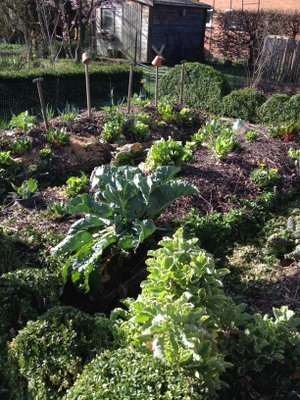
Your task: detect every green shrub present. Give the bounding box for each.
[10,306,117,400]
[258,94,290,125]
[286,93,300,123]
[0,269,60,399]
[158,62,230,113]
[179,193,275,256]
[65,347,202,400]
[222,88,266,123]
[220,307,300,399]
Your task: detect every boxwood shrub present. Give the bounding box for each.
[0,269,61,400]
[258,93,290,125]
[9,306,117,400]
[222,88,266,123]
[286,93,300,123]
[65,347,202,400]
[158,62,230,114]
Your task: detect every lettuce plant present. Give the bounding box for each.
[9,111,36,133]
[52,165,197,293]
[145,137,192,171]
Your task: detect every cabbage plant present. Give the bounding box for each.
[52,165,198,293]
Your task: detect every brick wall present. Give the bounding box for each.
[204,0,299,12]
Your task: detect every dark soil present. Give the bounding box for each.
[163,124,300,221]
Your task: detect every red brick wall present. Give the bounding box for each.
[204,0,299,12]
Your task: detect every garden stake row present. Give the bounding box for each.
[32,77,49,130]
[82,52,92,118]
[152,44,165,107]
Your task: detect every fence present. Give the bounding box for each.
[0,66,143,121]
[261,36,300,83]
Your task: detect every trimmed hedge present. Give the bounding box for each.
[0,269,61,400]
[222,88,266,123]
[9,306,116,400]
[65,347,202,400]
[158,62,230,113]
[286,93,300,123]
[258,93,290,125]
[0,63,143,119]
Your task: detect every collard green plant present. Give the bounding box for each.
[52,165,198,293]
[9,111,36,133]
[65,173,89,198]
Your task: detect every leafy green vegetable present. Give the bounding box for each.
[9,111,36,133]
[13,178,38,199]
[65,173,89,198]
[52,165,198,293]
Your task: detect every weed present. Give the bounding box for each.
[251,165,281,189]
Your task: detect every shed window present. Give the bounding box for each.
[206,9,214,28]
[101,8,115,32]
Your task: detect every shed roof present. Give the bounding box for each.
[153,0,211,8]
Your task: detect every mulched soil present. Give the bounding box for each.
[163,123,300,221]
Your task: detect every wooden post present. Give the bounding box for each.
[82,52,92,118]
[179,60,186,106]
[155,66,159,107]
[85,64,92,118]
[32,77,49,130]
[127,62,134,114]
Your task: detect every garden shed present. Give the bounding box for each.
[96,0,210,64]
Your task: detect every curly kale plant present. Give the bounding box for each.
[52,165,198,293]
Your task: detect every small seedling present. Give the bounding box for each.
[47,128,69,146]
[39,148,53,159]
[9,111,36,133]
[59,103,79,123]
[251,165,281,189]
[245,131,259,143]
[11,138,32,155]
[44,201,68,220]
[13,178,38,199]
[65,173,89,198]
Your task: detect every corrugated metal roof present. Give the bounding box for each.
[153,0,211,8]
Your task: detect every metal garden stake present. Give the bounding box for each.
[152,44,165,107]
[82,52,92,118]
[179,60,186,105]
[127,62,135,113]
[32,77,49,130]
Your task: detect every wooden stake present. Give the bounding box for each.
[179,60,186,106]
[155,66,159,107]
[127,62,134,114]
[85,64,92,118]
[32,77,49,130]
